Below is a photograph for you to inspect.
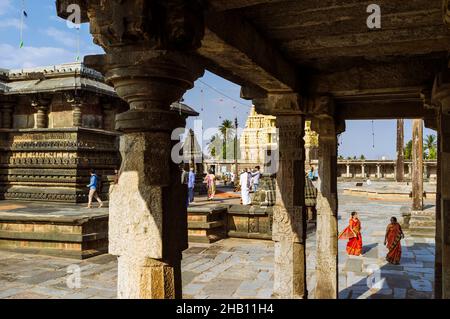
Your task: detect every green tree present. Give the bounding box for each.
[360,155,366,160]
[424,134,437,160]
[404,140,412,160]
[208,134,219,158]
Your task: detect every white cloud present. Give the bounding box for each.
[0,18,26,29]
[0,0,12,16]
[0,43,76,69]
[43,26,78,48]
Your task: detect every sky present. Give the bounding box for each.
[0,0,436,159]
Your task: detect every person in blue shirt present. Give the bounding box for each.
[187,167,196,205]
[87,169,103,209]
[307,167,317,181]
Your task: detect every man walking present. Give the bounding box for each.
[188,167,196,205]
[251,166,261,192]
[87,169,103,209]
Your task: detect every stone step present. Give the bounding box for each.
[409,230,436,238]
[409,220,436,228]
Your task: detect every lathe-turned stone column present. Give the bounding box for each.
[31,98,50,129]
[1,102,14,129]
[76,0,206,299]
[103,51,203,299]
[313,117,341,299]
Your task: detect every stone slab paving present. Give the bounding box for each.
[0,184,436,299]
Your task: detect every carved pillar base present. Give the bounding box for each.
[271,111,307,299]
[314,118,339,299]
[117,256,179,299]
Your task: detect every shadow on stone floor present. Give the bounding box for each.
[339,243,435,299]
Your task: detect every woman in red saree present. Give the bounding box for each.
[339,211,363,256]
[384,217,404,265]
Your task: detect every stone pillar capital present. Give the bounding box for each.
[86,50,204,133]
[432,70,450,114]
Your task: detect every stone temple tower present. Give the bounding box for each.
[240,106,319,170]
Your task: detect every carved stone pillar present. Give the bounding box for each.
[254,93,307,299]
[361,164,365,178]
[436,131,442,298]
[412,119,424,211]
[376,164,381,179]
[346,164,351,178]
[73,0,205,299]
[313,117,341,299]
[437,113,450,298]
[31,98,50,129]
[73,103,82,127]
[1,103,14,129]
[431,73,450,298]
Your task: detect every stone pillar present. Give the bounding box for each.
[72,103,82,127]
[1,103,13,129]
[314,118,340,299]
[436,130,442,298]
[361,164,365,178]
[424,163,428,180]
[32,98,50,129]
[272,113,306,299]
[408,163,413,179]
[102,52,203,299]
[412,119,424,211]
[253,93,307,299]
[346,164,351,178]
[396,119,405,182]
[438,112,450,298]
[377,164,381,179]
[75,0,205,299]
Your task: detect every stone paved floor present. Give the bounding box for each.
[0,184,436,299]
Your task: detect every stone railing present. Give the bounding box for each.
[330,160,436,181]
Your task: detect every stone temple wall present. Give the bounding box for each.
[0,128,120,203]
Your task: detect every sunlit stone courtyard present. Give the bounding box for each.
[0,183,435,299]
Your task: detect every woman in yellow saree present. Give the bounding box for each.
[339,211,363,256]
[384,217,404,265]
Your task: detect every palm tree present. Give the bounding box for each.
[424,134,437,159]
[219,119,235,160]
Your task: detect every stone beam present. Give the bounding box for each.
[199,12,300,92]
[310,58,441,95]
[208,0,287,12]
[56,0,88,23]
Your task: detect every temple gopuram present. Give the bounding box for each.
[240,106,318,169]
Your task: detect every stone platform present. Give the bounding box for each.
[0,200,108,259]
[343,181,436,200]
